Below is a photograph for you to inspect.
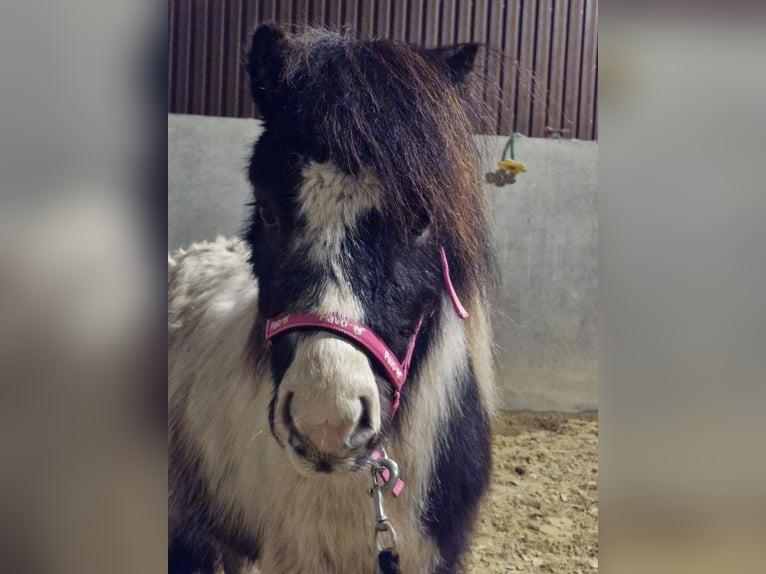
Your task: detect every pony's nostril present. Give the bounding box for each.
[346,397,376,449]
[288,432,303,449]
[282,392,306,449]
[358,397,372,430]
[281,391,296,429]
[347,423,376,450]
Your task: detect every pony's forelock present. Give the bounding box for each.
[264,27,493,298]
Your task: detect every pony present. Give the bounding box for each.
[169,24,496,574]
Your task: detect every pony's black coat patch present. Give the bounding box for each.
[168,536,217,574]
[169,434,261,574]
[421,358,492,573]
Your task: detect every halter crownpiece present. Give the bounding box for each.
[263,245,468,418]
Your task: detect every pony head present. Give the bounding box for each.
[245,25,492,476]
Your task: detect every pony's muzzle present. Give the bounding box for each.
[283,393,376,457]
[277,334,382,464]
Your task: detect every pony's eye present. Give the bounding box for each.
[412,209,431,239]
[258,205,278,227]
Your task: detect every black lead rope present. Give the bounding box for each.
[378,549,401,573]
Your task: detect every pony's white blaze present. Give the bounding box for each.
[297,161,382,261]
[276,162,384,464]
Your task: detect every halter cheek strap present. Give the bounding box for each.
[439,246,469,319]
[263,246,467,418]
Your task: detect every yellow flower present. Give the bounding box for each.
[498,159,527,175]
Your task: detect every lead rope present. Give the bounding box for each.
[368,450,401,573]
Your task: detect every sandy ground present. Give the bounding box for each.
[466,412,599,573]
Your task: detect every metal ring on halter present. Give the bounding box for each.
[369,457,400,496]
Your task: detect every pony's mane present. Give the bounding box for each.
[265,27,494,297]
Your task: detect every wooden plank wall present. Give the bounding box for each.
[168,0,598,139]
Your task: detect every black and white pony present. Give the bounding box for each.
[169,25,496,574]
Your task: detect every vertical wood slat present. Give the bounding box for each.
[168,0,176,111]
[294,0,310,29]
[283,0,294,28]
[484,0,506,132]
[391,0,407,42]
[190,0,209,115]
[578,0,597,139]
[359,0,375,39]
[168,0,598,139]
[423,0,440,47]
[530,0,553,137]
[326,0,342,31]
[592,65,598,139]
[516,0,538,136]
[345,0,360,37]
[498,0,522,134]
[563,0,585,136]
[224,0,242,117]
[439,0,457,46]
[375,0,393,38]
[263,0,279,22]
[456,0,472,43]
[173,0,192,113]
[240,1,258,118]
[207,4,226,116]
[406,0,424,45]
[471,0,489,92]
[546,0,569,131]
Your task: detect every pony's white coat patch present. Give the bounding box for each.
[297,162,382,260]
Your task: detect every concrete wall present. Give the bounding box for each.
[481,136,598,412]
[169,114,597,412]
[168,115,262,251]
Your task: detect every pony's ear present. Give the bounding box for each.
[428,43,479,83]
[247,24,287,118]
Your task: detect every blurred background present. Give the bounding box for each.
[0,1,764,573]
[0,1,166,573]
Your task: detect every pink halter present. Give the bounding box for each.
[264,246,467,418]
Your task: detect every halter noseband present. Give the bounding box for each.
[264,246,467,418]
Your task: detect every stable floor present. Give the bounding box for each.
[467,411,599,573]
